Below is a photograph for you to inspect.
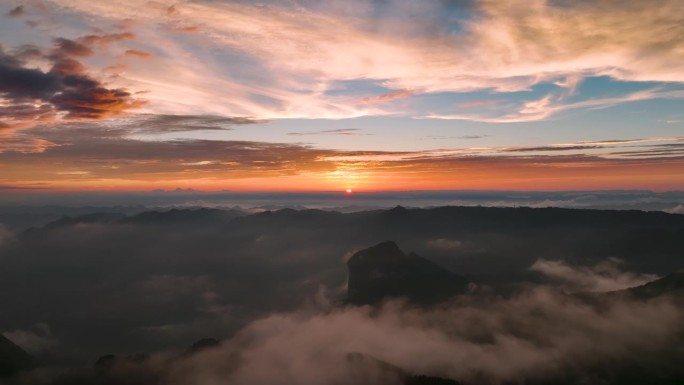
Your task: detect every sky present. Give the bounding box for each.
[1,0,684,192]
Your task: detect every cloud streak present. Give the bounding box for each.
[427,89,684,122]
[2,120,683,191]
[530,258,660,292]
[287,129,370,137]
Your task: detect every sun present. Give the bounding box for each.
[345,188,353,194]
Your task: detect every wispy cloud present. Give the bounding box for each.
[423,135,488,140]
[530,258,659,292]
[287,129,370,137]
[427,89,684,122]
[29,0,684,120]
[2,1,684,190]
[505,145,604,153]
[359,90,414,104]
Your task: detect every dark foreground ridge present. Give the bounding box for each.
[346,353,462,385]
[347,241,470,305]
[624,270,684,299]
[0,334,34,378]
[3,206,684,384]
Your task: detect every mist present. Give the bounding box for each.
[2,206,683,384]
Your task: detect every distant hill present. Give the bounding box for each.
[122,208,244,225]
[347,241,470,305]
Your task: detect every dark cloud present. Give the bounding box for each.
[423,135,488,140]
[620,150,684,157]
[0,184,47,191]
[52,86,143,119]
[504,145,604,152]
[49,58,86,75]
[0,121,336,176]
[0,29,255,134]
[0,47,62,100]
[122,49,153,60]
[0,103,55,125]
[5,5,24,18]
[287,128,369,136]
[78,32,136,47]
[576,137,684,146]
[12,45,44,61]
[0,132,55,154]
[3,116,684,187]
[167,4,180,16]
[51,38,93,58]
[578,138,643,144]
[172,25,201,33]
[607,142,684,157]
[129,114,267,133]
[0,40,145,128]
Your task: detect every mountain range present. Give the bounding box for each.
[2,205,684,384]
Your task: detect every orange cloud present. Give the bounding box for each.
[52,38,93,57]
[47,0,684,120]
[78,32,135,47]
[123,49,154,60]
[51,88,148,119]
[360,90,414,104]
[2,121,683,191]
[0,37,146,131]
[172,25,201,33]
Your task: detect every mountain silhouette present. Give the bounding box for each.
[345,352,462,385]
[183,338,221,356]
[123,208,244,225]
[624,270,684,299]
[0,333,34,378]
[347,241,470,305]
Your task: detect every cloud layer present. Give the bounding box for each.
[3,0,683,121]
[1,119,683,191]
[182,291,682,385]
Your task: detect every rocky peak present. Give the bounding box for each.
[347,241,469,305]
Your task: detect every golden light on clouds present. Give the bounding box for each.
[1,0,683,192]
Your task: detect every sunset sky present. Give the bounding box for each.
[1,0,684,192]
